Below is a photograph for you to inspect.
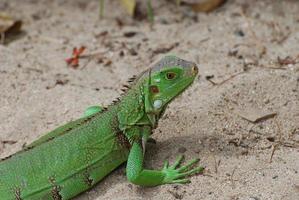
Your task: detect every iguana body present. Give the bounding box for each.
[0,56,201,200]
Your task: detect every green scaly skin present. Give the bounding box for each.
[0,56,202,199]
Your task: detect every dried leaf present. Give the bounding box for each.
[0,12,22,43]
[120,0,136,16]
[152,42,179,55]
[123,31,137,38]
[277,56,297,66]
[55,79,69,86]
[236,107,277,123]
[188,0,227,13]
[65,46,86,69]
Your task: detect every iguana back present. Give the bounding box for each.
[0,105,129,199]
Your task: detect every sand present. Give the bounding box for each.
[0,0,298,199]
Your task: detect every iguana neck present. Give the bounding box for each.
[117,83,151,130]
[117,79,168,133]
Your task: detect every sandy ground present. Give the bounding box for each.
[0,0,299,199]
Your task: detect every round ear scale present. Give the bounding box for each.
[153,99,162,109]
[149,85,159,94]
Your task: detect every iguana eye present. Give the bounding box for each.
[166,72,176,80]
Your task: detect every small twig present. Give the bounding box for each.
[198,37,210,45]
[207,79,217,85]
[276,31,291,44]
[229,166,238,188]
[78,50,108,59]
[256,64,287,70]
[280,142,299,149]
[1,140,17,145]
[267,22,291,44]
[206,71,245,86]
[213,155,220,174]
[269,118,283,163]
[276,119,283,141]
[269,144,278,163]
[205,75,217,85]
[216,71,245,86]
[80,57,92,69]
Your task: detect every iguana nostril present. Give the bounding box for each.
[192,65,198,75]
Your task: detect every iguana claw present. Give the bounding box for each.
[162,155,204,184]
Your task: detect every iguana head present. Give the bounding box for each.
[143,55,198,114]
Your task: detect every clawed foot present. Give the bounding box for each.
[162,155,204,184]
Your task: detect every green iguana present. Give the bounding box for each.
[0,55,202,199]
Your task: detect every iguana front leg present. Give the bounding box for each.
[126,127,204,186]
